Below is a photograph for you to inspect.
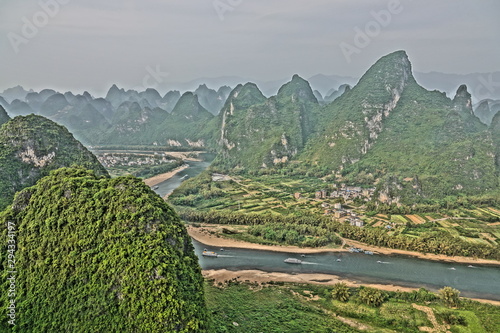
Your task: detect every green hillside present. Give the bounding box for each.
[0,115,108,210]
[0,167,208,332]
[207,50,499,202]
[215,76,319,170]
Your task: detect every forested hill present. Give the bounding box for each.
[0,115,108,210]
[213,51,500,203]
[0,167,208,332]
[214,75,319,170]
[298,50,498,201]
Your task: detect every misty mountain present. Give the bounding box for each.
[0,105,10,126]
[8,100,34,117]
[194,84,232,115]
[474,99,500,125]
[323,84,351,104]
[0,85,32,103]
[414,71,500,102]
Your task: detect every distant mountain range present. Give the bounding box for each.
[1,51,500,202]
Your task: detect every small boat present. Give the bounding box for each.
[152,185,159,190]
[467,265,475,268]
[284,258,302,264]
[377,260,382,264]
[450,267,456,270]
[336,258,342,262]
[300,254,306,257]
[202,250,218,257]
[180,174,189,180]
[364,251,374,255]
[349,247,363,253]
[220,248,224,251]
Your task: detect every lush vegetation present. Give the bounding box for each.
[0,167,208,332]
[205,280,500,333]
[0,115,109,210]
[205,280,359,332]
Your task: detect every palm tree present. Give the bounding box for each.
[358,287,386,307]
[439,286,460,308]
[331,283,350,302]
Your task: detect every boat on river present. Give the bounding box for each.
[284,258,302,264]
[202,250,218,257]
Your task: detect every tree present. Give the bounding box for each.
[332,283,350,302]
[439,286,461,308]
[358,287,386,307]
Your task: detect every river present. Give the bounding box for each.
[152,159,212,197]
[193,239,500,301]
[154,159,500,301]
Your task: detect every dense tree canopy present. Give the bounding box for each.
[0,167,207,332]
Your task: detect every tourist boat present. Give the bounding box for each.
[202,250,218,257]
[284,258,302,264]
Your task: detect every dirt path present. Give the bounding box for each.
[412,303,451,333]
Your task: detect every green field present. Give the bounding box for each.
[205,280,500,333]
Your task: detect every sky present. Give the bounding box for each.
[1,0,499,96]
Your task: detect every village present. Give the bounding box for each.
[96,152,178,168]
[294,184,376,228]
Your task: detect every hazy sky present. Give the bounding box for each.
[1,0,499,95]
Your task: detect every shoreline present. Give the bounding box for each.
[143,164,189,187]
[187,224,500,266]
[202,269,500,307]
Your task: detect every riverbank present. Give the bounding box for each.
[143,164,189,187]
[202,269,500,307]
[187,224,500,266]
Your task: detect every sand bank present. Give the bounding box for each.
[203,269,500,306]
[143,164,189,187]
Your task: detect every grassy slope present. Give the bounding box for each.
[205,281,500,333]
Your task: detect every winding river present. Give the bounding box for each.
[193,240,500,301]
[154,160,500,301]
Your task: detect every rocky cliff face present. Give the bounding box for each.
[215,76,318,170]
[0,115,108,209]
[302,50,414,168]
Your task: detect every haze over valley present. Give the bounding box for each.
[1,1,499,332]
